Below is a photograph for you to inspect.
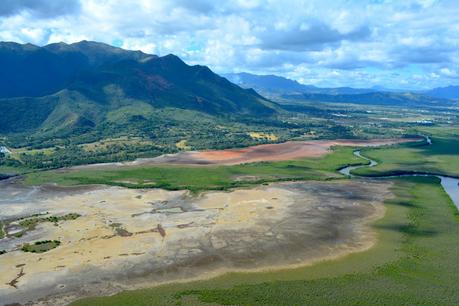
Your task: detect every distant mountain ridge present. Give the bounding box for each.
[284,92,456,108]
[223,72,316,93]
[224,72,457,107]
[223,72,375,95]
[424,86,459,100]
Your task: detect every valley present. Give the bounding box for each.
[1,38,459,306]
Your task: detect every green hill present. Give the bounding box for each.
[0,41,278,139]
[0,41,283,168]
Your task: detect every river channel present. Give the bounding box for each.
[339,150,459,210]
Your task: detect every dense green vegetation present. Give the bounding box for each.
[1,106,302,170]
[18,213,80,231]
[355,136,459,177]
[72,177,459,305]
[21,240,61,253]
[25,147,364,192]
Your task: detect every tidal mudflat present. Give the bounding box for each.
[0,179,391,305]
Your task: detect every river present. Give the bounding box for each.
[339,150,459,210]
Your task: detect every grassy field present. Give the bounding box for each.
[72,177,459,305]
[25,147,365,192]
[354,136,459,177]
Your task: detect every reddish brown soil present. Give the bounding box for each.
[73,138,422,170]
[187,138,421,165]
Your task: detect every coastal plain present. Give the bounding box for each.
[1,136,459,305]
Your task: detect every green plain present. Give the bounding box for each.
[355,137,459,177]
[24,147,365,193]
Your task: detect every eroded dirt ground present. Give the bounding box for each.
[73,138,421,169]
[0,180,391,305]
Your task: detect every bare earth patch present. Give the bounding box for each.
[189,138,420,165]
[72,138,421,169]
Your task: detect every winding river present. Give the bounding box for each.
[339,150,459,210]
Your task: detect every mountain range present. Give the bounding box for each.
[223,72,375,95]
[283,91,456,108]
[0,41,277,140]
[424,86,459,100]
[1,41,457,151]
[224,72,459,102]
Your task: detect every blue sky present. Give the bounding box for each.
[0,0,458,89]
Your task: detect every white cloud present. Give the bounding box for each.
[0,0,458,89]
[20,27,48,43]
[439,67,458,78]
[122,40,157,54]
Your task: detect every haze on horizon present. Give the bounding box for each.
[1,0,458,90]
